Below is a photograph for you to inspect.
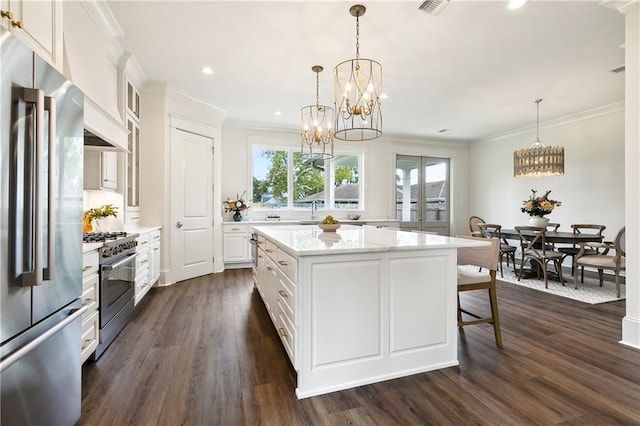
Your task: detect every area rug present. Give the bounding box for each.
[459,264,626,304]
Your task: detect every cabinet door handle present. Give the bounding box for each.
[278,260,288,266]
[82,298,95,306]
[278,327,288,338]
[266,266,272,271]
[82,265,93,272]
[81,339,93,350]
[266,249,274,253]
[278,290,287,298]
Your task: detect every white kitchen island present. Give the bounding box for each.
[251,225,487,398]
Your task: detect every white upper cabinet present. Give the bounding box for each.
[1,0,62,68]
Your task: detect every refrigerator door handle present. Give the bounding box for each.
[18,88,45,286]
[0,304,88,373]
[43,96,56,281]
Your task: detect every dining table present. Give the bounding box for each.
[499,229,605,245]
[498,228,605,282]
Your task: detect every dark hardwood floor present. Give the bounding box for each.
[78,269,640,425]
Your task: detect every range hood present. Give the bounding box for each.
[84,97,129,152]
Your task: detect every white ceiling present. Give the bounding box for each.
[106,1,625,141]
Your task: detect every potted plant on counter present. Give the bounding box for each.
[84,204,118,232]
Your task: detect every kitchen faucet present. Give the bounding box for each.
[311,200,317,220]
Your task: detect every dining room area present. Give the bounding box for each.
[464,85,638,349]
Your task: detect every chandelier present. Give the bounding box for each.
[334,4,382,141]
[301,65,335,161]
[513,99,565,178]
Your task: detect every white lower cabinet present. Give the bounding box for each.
[223,223,251,264]
[255,240,298,367]
[134,233,150,305]
[149,229,161,285]
[133,228,162,305]
[81,249,99,363]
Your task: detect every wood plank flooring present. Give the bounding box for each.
[79,269,640,425]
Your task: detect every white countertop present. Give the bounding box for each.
[223,219,398,225]
[83,242,103,253]
[252,225,488,256]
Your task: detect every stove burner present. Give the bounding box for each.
[83,232,128,243]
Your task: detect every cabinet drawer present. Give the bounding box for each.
[134,271,150,306]
[224,224,249,233]
[276,311,296,367]
[136,233,150,250]
[277,248,298,282]
[81,310,99,364]
[82,251,99,278]
[81,274,99,313]
[277,271,296,323]
[150,229,161,247]
[265,240,277,260]
[136,251,149,274]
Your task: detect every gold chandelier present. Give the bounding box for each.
[514,99,564,178]
[334,4,382,141]
[301,65,335,161]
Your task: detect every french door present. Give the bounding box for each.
[396,155,450,235]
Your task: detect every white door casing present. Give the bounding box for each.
[170,127,214,282]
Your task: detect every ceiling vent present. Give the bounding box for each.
[418,0,449,15]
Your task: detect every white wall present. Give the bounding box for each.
[220,124,470,235]
[622,1,639,349]
[139,83,225,282]
[469,104,625,239]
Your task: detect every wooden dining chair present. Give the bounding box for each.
[477,223,516,278]
[469,216,485,237]
[515,226,565,288]
[456,236,502,347]
[557,224,606,281]
[573,227,625,298]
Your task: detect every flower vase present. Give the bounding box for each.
[233,210,243,222]
[529,216,550,228]
[92,218,111,232]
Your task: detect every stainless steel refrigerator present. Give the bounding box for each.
[1,27,86,425]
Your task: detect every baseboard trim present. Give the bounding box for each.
[621,316,640,349]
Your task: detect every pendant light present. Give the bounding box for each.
[334,4,383,141]
[301,65,334,161]
[513,99,565,178]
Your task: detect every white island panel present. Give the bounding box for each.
[312,259,382,367]
[389,255,449,353]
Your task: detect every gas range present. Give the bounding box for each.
[82,232,139,262]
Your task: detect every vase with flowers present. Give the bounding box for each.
[84,204,118,232]
[521,189,561,227]
[224,191,250,222]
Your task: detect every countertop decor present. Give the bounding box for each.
[224,191,250,222]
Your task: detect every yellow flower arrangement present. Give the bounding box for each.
[521,189,561,217]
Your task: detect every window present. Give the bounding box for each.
[252,147,362,210]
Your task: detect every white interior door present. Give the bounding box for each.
[170,127,214,282]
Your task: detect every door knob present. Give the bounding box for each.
[176,221,183,228]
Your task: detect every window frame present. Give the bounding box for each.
[250,145,365,211]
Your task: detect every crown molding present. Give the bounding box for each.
[473,101,625,145]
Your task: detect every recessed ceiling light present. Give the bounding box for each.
[274,111,283,116]
[506,0,527,10]
[201,66,214,75]
[438,128,452,133]
[379,93,389,100]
